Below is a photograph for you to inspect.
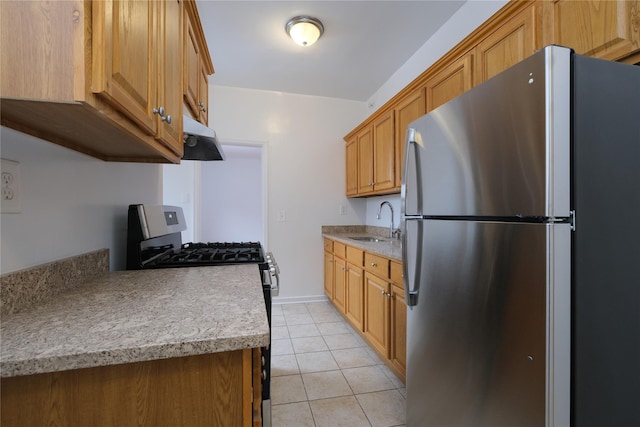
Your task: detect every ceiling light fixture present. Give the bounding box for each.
[285,16,324,47]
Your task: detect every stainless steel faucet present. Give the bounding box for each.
[377,201,395,239]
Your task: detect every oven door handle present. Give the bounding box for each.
[270,268,280,297]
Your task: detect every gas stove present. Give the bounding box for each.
[138,241,265,268]
[125,204,278,426]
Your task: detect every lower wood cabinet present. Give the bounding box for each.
[364,271,390,357]
[333,256,347,313]
[345,263,364,331]
[1,349,262,427]
[323,238,405,381]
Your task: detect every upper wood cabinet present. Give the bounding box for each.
[474,5,537,85]
[343,0,640,194]
[426,52,474,111]
[349,109,396,197]
[345,137,359,196]
[184,0,214,125]
[393,88,425,190]
[93,0,184,156]
[552,0,640,62]
[0,0,209,163]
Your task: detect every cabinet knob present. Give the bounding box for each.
[198,101,207,112]
[162,114,172,124]
[152,106,165,116]
[371,262,377,267]
[380,290,386,295]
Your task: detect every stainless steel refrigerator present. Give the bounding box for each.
[401,45,639,427]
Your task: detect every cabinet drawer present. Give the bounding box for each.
[390,261,403,285]
[334,241,347,259]
[324,238,333,252]
[346,246,364,266]
[365,253,389,278]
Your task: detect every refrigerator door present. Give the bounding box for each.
[406,219,570,427]
[402,46,570,219]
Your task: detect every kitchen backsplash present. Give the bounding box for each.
[0,249,109,315]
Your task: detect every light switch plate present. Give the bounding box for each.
[1,158,21,214]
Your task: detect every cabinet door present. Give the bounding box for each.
[155,0,183,155]
[475,4,537,85]
[198,62,209,125]
[364,272,390,358]
[553,0,640,61]
[357,127,374,194]
[333,257,347,313]
[346,137,359,196]
[426,52,473,112]
[92,0,156,135]
[390,284,407,378]
[184,10,200,118]
[394,89,426,189]
[373,110,395,192]
[345,264,364,332]
[324,251,334,299]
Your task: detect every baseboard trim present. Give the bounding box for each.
[272,295,329,305]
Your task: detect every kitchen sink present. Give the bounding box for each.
[349,236,387,242]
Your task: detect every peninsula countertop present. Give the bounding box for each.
[0,264,270,378]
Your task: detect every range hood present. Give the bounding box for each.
[182,115,225,161]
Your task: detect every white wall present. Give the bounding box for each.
[163,160,198,243]
[0,127,162,274]
[199,145,264,244]
[210,86,368,302]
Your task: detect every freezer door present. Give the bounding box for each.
[402,46,570,218]
[406,219,570,427]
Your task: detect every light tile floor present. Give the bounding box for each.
[271,301,406,427]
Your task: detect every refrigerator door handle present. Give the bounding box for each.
[401,128,424,216]
[402,218,422,307]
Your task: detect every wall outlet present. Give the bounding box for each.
[339,204,347,215]
[1,159,21,214]
[277,209,286,222]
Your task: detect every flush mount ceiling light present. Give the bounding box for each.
[285,16,324,47]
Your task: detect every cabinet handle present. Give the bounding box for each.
[371,262,377,267]
[153,106,172,124]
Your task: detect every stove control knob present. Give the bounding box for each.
[262,370,267,381]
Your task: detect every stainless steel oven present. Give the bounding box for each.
[126,204,278,426]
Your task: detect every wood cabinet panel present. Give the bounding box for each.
[323,238,334,252]
[156,0,183,155]
[346,137,359,196]
[474,5,537,85]
[92,0,156,134]
[390,260,403,286]
[390,284,407,380]
[324,251,334,299]
[199,61,210,125]
[357,127,375,194]
[333,241,346,259]
[426,52,474,111]
[365,252,390,279]
[346,246,364,266]
[372,110,395,192]
[364,272,390,357]
[394,89,426,189]
[345,263,364,331]
[553,0,640,61]
[184,12,200,117]
[333,257,347,313]
[0,350,256,427]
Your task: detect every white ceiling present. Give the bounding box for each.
[196,1,466,101]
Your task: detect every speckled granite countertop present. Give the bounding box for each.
[322,226,402,261]
[0,265,269,378]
